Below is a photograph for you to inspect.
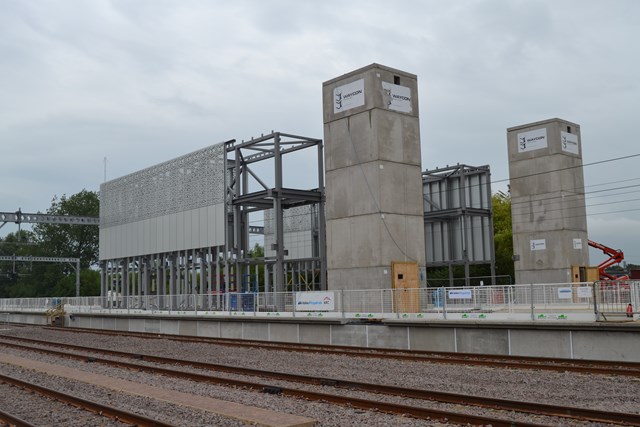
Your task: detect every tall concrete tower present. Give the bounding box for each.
[507,118,589,284]
[322,64,426,290]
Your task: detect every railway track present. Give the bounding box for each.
[1,334,638,426]
[0,372,174,427]
[0,407,35,427]
[44,325,640,377]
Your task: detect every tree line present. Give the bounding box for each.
[0,190,100,298]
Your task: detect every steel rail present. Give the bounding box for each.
[45,326,640,377]
[2,336,639,426]
[0,408,36,427]
[0,339,545,427]
[0,372,175,427]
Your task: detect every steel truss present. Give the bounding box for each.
[0,209,99,229]
[225,132,326,295]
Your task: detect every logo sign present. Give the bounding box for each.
[517,128,548,153]
[560,131,579,155]
[295,291,335,311]
[333,79,365,114]
[530,239,546,251]
[577,286,592,298]
[557,287,573,299]
[573,238,583,250]
[448,289,472,299]
[381,82,412,113]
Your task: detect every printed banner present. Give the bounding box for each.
[560,131,579,155]
[557,287,573,299]
[448,289,472,299]
[295,291,335,311]
[381,81,412,113]
[577,286,592,298]
[333,79,365,113]
[517,128,548,153]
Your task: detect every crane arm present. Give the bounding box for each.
[588,239,628,280]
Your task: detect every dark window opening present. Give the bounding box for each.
[394,75,400,85]
[567,126,572,133]
[398,273,404,280]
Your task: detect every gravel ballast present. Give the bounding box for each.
[1,326,639,426]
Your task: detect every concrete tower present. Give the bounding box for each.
[507,118,590,284]
[322,64,426,290]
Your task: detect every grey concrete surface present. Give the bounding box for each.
[456,328,509,355]
[197,320,220,337]
[242,322,269,340]
[178,320,197,336]
[220,321,243,339]
[9,312,640,362]
[408,327,456,352]
[323,64,425,291]
[330,324,368,347]
[299,323,331,344]
[367,324,409,349]
[572,330,640,361]
[507,118,589,285]
[269,323,299,343]
[509,329,571,358]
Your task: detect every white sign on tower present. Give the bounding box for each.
[517,128,548,153]
[333,79,365,114]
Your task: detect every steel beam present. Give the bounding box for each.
[0,210,99,226]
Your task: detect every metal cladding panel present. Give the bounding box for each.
[198,206,208,249]
[99,143,226,260]
[423,165,493,265]
[179,210,188,250]
[207,205,215,245]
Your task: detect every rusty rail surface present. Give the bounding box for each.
[0,372,175,427]
[0,408,36,427]
[2,335,639,426]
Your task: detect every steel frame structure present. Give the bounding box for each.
[224,132,326,294]
[422,164,496,286]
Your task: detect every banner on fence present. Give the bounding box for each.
[557,287,573,299]
[577,286,592,298]
[295,291,335,311]
[448,289,472,299]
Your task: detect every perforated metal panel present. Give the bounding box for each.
[100,144,225,228]
[99,143,226,259]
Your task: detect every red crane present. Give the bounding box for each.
[588,239,629,280]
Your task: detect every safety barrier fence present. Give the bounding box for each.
[1,281,638,322]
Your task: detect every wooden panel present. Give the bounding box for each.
[392,261,419,313]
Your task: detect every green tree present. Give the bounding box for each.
[492,191,515,281]
[248,243,265,291]
[0,190,100,298]
[0,230,36,296]
[33,189,99,268]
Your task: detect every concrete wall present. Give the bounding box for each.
[507,118,589,284]
[322,63,426,290]
[61,314,640,362]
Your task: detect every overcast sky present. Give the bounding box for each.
[1,0,639,266]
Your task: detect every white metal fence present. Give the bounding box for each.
[1,282,638,322]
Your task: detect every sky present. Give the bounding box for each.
[1,0,639,266]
